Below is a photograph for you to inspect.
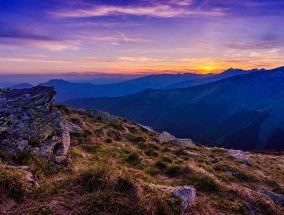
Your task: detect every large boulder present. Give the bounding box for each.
[0,86,70,158]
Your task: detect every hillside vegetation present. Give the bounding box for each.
[0,105,283,214]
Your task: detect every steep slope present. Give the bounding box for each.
[0,104,283,214]
[65,66,284,150]
[41,73,210,102]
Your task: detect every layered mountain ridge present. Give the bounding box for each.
[65,66,284,150]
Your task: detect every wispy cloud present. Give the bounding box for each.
[0,21,56,41]
[0,57,73,64]
[169,0,193,6]
[118,56,163,62]
[228,40,284,50]
[74,31,154,46]
[52,4,225,18]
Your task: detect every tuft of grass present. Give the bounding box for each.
[125,152,141,166]
[126,134,146,143]
[76,165,113,193]
[145,148,159,156]
[181,173,220,193]
[28,205,53,215]
[81,144,99,154]
[0,169,30,201]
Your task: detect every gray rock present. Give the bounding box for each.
[0,86,70,158]
[225,171,233,177]
[158,131,195,148]
[184,150,200,158]
[64,120,83,133]
[228,149,250,165]
[172,139,195,148]
[158,131,176,142]
[54,156,70,164]
[259,188,284,206]
[208,156,218,163]
[150,184,196,212]
[137,124,158,134]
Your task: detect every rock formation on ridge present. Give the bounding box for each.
[0,86,72,159]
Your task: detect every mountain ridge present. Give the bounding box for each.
[65,66,284,150]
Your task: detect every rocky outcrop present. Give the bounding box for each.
[0,86,71,159]
[228,149,250,165]
[150,184,196,212]
[158,131,195,148]
[259,188,284,206]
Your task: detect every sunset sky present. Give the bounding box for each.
[1,0,284,74]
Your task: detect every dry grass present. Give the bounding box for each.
[0,105,283,214]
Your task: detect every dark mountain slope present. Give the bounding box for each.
[41,73,210,102]
[65,66,284,150]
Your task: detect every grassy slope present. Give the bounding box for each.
[0,105,283,215]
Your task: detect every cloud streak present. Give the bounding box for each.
[52,4,225,18]
[0,21,57,41]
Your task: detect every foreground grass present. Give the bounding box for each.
[0,105,283,214]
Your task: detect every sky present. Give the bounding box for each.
[0,0,284,75]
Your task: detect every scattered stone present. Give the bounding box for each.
[158,131,195,148]
[0,86,71,159]
[259,188,284,206]
[208,156,218,163]
[5,165,39,187]
[150,184,196,212]
[228,149,250,165]
[184,150,200,158]
[225,171,233,177]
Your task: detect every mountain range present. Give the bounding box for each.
[65,66,284,150]
[40,73,212,101]
[165,68,263,89]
